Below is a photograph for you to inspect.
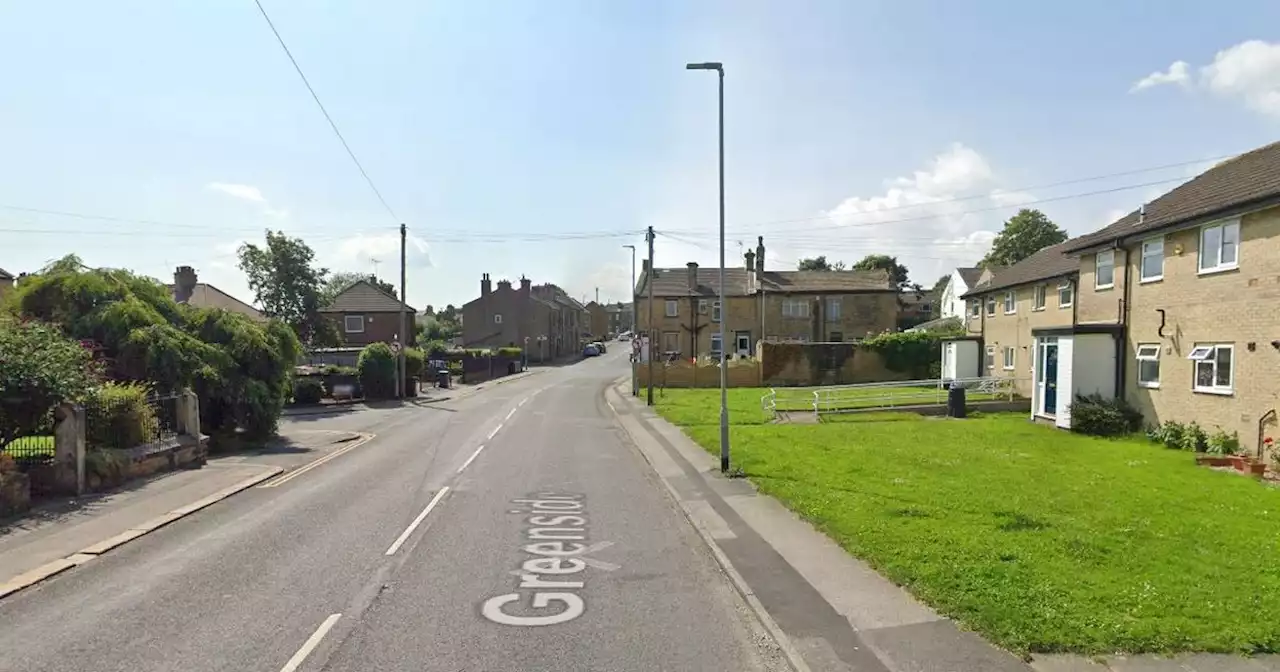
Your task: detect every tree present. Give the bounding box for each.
[322,271,397,305]
[851,254,911,290]
[980,209,1068,268]
[797,256,846,271]
[237,231,335,346]
[0,317,100,452]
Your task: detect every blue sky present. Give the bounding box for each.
[2,1,1278,309]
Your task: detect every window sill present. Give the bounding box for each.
[1094,284,1115,291]
[1059,304,1073,309]
[1031,306,1045,312]
[1138,276,1163,285]
[1002,366,1015,371]
[1197,265,1239,277]
[1193,387,1234,396]
[1137,382,1160,389]
[1003,311,1017,316]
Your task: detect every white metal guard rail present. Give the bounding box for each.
[811,377,1023,416]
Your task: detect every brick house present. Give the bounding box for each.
[635,237,898,358]
[168,266,264,321]
[319,279,417,348]
[461,275,586,361]
[1062,140,1280,455]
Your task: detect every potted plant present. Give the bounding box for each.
[1198,427,1239,467]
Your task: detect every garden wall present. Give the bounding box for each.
[759,341,910,387]
[636,361,762,388]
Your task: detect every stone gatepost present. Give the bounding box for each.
[54,403,86,496]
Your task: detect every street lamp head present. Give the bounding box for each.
[685,62,723,71]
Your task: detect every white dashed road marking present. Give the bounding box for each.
[279,613,341,672]
[385,487,451,556]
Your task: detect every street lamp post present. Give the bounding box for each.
[623,243,638,397]
[686,61,730,474]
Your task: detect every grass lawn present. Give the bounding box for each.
[3,435,55,458]
[652,388,1280,655]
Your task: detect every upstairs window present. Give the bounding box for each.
[1032,285,1046,310]
[782,299,810,318]
[1189,344,1233,394]
[712,301,722,322]
[1136,343,1160,388]
[344,315,365,333]
[1058,281,1073,308]
[985,296,996,317]
[1140,237,1164,282]
[665,300,678,317]
[1095,250,1115,289]
[1003,290,1016,314]
[827,298,842,321]
[1199,219,1240,274]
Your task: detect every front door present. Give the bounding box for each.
[735,331,751,356]
[1037,337,1059,415]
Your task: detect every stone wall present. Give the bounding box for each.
[759,341,909,387]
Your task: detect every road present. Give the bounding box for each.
[0,350,785,672]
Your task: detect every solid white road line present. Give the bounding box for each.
[260,433,375,488]
[457,444,486,474]
[385,487,451,556]
[280,613,342,672]
[487,424,502,440]
[505,407,516,421]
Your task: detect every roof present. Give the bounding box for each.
[762,269,895,293]
[961,242,1078,297]
[638,267,753,297]
[532,283,586,311]
[956,267,984,287]
[906,315,963,333]
[1065,141,1280,253]
[168,283,264,320]
[319,279,416,313]
[0,267,12,281]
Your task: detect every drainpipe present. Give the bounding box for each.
[1117,242,1131,400]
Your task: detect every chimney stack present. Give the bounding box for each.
[520,275,531,293]
[686,262,699,292]
[481,273,492,297]
[755,236,765,274]
[744,250,755,271]
[174,266,198,304]
[497,278,512,291]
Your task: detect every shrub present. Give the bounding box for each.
[1147,420,1186,449]
[403,347,425,379]
[1179,421,1209,452]
[86,382,160,450]
[293,377,325,405]
[357,342,397,399]
[1069,393,1143,437]
[860,331,949,379]
[497,346,523,358]
[1206,427,1242,456]
[0,317,100,453]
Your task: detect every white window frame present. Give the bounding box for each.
[985,296,996,317]
[665,300,678,317]
[1058,280,1073,308]
[698,299,708,314]
[1002,346,1015,370]
[494,313,503,324]
[343,315,365,333]
[1136,343,1160,388]
[710,333,723,355]
[782,298,810,318]
[1140,236,1164,283]
[984,345,996,370]
[827,297,841,321]
[1198,219,1240,275]
[969,301,981,318]
[1095,249,1115,289]
[1003,290,1016,314]
[1189,343,1234,395]
[712,301,722,322]
[1032,285,1046,311]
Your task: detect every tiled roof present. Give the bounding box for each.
[638,267,753,297]
[762,269,894,293]
[0,267,12,280]
[907,315,963,333]
[956,267,984,287]
[1065,141,1280,253]
[319,280,416,313]
[961,242,1078,297]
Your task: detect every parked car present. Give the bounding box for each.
[593,341,606,353]
[583,343,600,357]
[618,331,632,341]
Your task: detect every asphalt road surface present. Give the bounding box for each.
[0,350,785,672]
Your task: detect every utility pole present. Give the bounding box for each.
[397,223,407,399]
[646,225,655,406]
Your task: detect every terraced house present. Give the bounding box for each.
[635,237,898,358]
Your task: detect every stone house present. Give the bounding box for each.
[1062,140,1280,455]
[461,275,587,361]
[319,279,417,348]
[635,237,899,358]
[168,266,264,321]
[586,301,609,339]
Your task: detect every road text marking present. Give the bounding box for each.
[385,487,451,556]
[260,434,374,488]
[457,444,486,474]
[487,424,503,440]
[279,613,341,672]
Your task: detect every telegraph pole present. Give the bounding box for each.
[397,223,407,399]
[646,225,655,406]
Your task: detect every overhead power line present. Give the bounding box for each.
[253,0,399,222]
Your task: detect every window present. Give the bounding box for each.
[698,299,708,314]
[712,301,721,322]
[494,314,503,324]
[920,303,932,315]
[1095,250,1115,289]
[1003,290,1016,314]
[1140,237,1164,282]
[710,333,722,355]
[827,298,841,321]
[1189,343,1233,394]
[665,300,678,317]
[782,299,810,318]
[344,315,365,333]
[1199,219,1240,274]
[970,301,981,318]
[985,345,996,370]
[1002,346,1015,370]
[985,296,996,316]
[1058,280,1073,308]
[1136,343,1160,388]
[662,331,680,353]
[830,331,843,342]
[1032,285,1046,311]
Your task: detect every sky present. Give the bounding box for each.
[2,1,1279,311]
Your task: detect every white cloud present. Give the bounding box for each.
[336,231,433,269]
[206,182,267,203]
[1130,41,1280,118]
[1130,60,1191,92]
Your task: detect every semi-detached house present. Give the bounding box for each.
[958,140,1280,454]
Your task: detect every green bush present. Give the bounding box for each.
[0,317,100,453]
[1069,394,1143,437]
[861,330,953,379]
[86,382,160,450]
[1147,420,1186,449]
[1206,427,1242,456]
[497,346,523,357]
[403,347,425,379]
[358,343,397,399]
[293,377,325,405]
[1179,421,1209,452]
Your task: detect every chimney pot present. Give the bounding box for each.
[686,262,699,291]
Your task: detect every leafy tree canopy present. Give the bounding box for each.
[979,208,1068,268]
[797,256,846,271]
[852,254,911,290]
[237,231,335,346]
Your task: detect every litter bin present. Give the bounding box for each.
[437,369,451,389]
[946,382,966,418]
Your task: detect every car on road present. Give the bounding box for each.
[593,340,606,353]
[583,343,600,357]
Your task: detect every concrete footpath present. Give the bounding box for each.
[604,380,1280,672]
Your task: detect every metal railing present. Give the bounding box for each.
[3,434,56,464]
[812,377,1023,416]
[85,392,181,452]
